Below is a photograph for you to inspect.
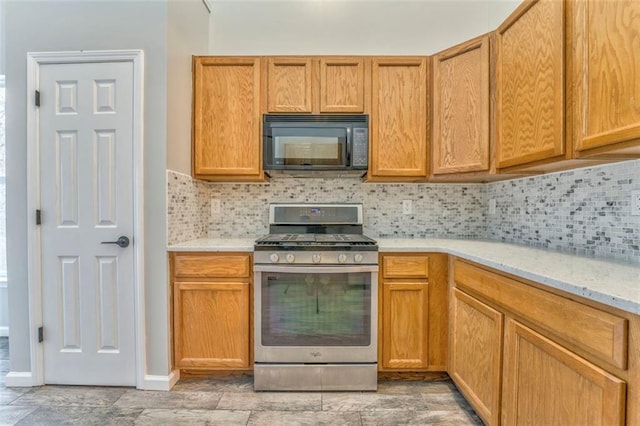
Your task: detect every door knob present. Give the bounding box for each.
[101,236,130,248]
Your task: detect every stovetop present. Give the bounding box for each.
[254,233,378,254]
[255,233,377,245]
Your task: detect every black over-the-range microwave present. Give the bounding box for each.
[263,114,369,172]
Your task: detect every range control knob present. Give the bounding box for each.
[286,253,296,263]
[312,254,322,264]
[354,254,364,263]
[269,253,279,263]
[337,253,348,264]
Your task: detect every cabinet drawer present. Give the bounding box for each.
[173,254,251,278]
[382,255,429,279]
[453,259,628,370]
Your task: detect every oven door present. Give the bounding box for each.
[254,265,378,364]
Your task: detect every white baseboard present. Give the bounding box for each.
[0,326,8,337]
[5,372,35,387]
[140,370,180,391]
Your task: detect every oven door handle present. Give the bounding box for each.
[254,265,379,274]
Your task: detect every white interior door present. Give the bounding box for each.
[39,61,136,386]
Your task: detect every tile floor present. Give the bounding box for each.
[0,338,483,425]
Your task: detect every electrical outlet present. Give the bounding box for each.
[632,190,640,216]
[489,199,496,215]
[402,200,412,215]
[211,198,221,215]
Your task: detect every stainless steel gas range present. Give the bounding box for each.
[253,203,378,391]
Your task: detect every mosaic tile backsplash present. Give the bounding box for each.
[486,160,640,263]
[166,171,210,244]
[167,159,640,264]
[166,170,487,243]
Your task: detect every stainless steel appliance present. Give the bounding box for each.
[253,203,378,391]
[263,115,368,175]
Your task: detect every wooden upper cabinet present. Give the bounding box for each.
[267,57,313,113]
[570,0,640,157]
[502,319,626,426]
[192,57,263,181]
[433,35,490,175]
[496,0,566,170]
[319,57,365,113]
[370,57,429,180]
[267,57,366,113]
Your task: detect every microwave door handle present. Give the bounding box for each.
[346,127,352,165]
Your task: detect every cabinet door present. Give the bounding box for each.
[174,282,250,369]
[450,288,503,426]
[370,57,429,179]
[433,35,490,175]
[496,0,565,169]
[502,319,626,426]
[319,57,365,113]
[570,0,640,155]
[192,57,262,180]
[267,57,313,113]
[382,281,429,369]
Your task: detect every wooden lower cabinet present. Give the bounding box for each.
[450,288,503,426]
[502,319,626,426]
[171,252,252,371]
[382,281,429,369]
[451,258,637,426]
[379,253,448,371]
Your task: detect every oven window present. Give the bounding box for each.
[261,272,371,346]
[271,127,346,167]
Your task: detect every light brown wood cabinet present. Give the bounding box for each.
[192,57,263,181]
[569,0,640,158]
[495,0,567,172]
[379,254,447,371]
[171,252,252,371]
[451,258,637,426]
[432,35,491,178]
[266,57,313,113]
[266,56,366,114]
[369,57,429,181]
[449,288,503,425]
[502,318,626,426]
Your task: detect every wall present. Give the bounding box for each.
[210,1,491,55]
[167,171,487,244]
[487,160,640,264]
[488,0,521,28]
[5,1,169,377]
[0,0,4,75]
[167,0,210,175]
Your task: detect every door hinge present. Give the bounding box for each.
[35,90,41,107]
[36,209,42,225]
[38,326,44,343]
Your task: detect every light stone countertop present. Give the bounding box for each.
[168,237,640,315]
[168,238,254,252]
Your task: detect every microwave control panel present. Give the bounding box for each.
[351,128,368,168]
